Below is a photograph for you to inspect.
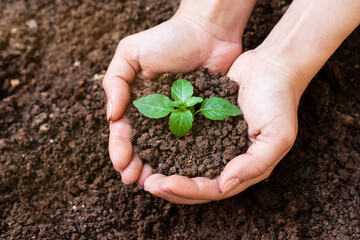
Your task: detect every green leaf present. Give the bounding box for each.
[133,94,174,119]
[185,97,203,107]
[169,109,194,138]
[171,79,193,103]
[200,97,242,120]
[170,101,185,109]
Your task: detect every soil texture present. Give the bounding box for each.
[129,68,248,178]
[0,0,359,239]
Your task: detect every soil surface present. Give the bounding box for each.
[129,69,248,178]
[0,0,359,239]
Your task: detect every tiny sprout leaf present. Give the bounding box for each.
[200,97,242,120]
[185,97,203,107]
[134,79,242,138]
[169,109,193,138]
[170,101,185,109]
[171,79,193,103]
[133,94,174,119]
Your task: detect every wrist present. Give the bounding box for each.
[253,42,312,100]
[255,0,360,93]
[174,0,256,42]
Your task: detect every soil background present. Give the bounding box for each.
[0,0,359,239]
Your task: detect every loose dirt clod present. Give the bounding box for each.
[39,123,50,133]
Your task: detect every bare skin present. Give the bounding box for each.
[103,0,360,204]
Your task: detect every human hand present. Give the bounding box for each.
[143,50,304,204]
[142,0,360,204]
[103,0,256,187]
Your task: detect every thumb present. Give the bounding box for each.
[102,40,139,121]
[219,125,296,194]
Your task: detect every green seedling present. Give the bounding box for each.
[133,79,242,138]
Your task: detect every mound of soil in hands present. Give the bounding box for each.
[128,68,248,178]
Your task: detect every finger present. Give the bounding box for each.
[144,174,210,204]
[137,163,152,187]
[222,166,274,198]
[160,175,222,200]
[103,40,139,122]
[219,127,296,194]
[120,152,143,184]
[109,116,133,171]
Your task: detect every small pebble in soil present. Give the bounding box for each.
[25,19,38,30]
[10,79,20,88]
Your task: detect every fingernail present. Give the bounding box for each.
[223,178,240,194]
[144,179,152,192]
[107,100,112,121]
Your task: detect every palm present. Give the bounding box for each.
[121,17,242,79]
[231,51,299,141]
[222,51,299,186]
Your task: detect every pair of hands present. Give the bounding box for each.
[102,11,301,204]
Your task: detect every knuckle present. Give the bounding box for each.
[253,161,268,177]
[101,76,107,89]
[111,156,130,172]
[117,37,128,48]
[120,173,136,185]
[102,72,113,91]
[117,36,132,53]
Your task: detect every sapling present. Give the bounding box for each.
[133,79,242,137]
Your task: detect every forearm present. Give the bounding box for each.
[257,0,360,92]
[175,0,257,41]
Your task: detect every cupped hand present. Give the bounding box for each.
[144,50,306,204]
[103,14,244,187]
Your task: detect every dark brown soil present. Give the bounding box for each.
[129,69,248,178]
[0,0,359,239]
